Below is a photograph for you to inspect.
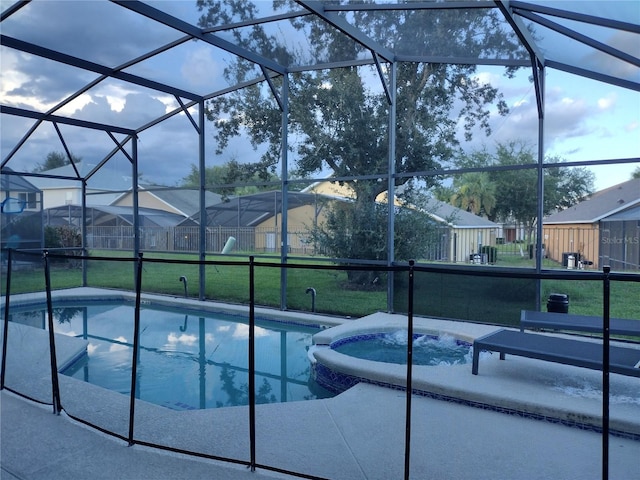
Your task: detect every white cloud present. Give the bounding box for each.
[625,121,639,133]
[181,47,222,88]
[232,324,269,339]
[597,93,617,111]
[167,332,198,346]
[109,336,129,352]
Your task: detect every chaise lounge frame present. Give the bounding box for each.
[520,310,640,337]
[472,329,640,377]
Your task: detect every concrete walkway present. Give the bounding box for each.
[2,383,639,480]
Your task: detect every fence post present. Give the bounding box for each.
[1,249,13,389]
[43,250,62,414]
[127,253,144,446]
[602,265,610,480]
[248,256,256,471]
[404,260,415,480]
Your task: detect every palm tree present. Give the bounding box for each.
[450,172,496,217]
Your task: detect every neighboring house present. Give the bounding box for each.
[28,162,132,209]
[182,191,332,254]
[422,199,499,263]
[543,178,640,270]
[304,180,499,263]
[1,168,44,252]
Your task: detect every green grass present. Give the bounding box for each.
[2,250,637,320]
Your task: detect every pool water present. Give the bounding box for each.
[9,302,333,410]
[332,331,472,366]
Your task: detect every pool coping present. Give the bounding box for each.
[1,287,347,329]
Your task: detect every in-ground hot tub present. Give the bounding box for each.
[331,331,471,366]
[309,312,476,395]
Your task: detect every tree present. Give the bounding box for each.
[180,158,280,197]
[196,1,524,279]
[449,142,595,240]
[311,196,441,286]
[632,166,640,179]
[33,151,80,173]
[450,172,496,217]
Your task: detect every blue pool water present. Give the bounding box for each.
[332,331,472,366]
[9,302,333,410]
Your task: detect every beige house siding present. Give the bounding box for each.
[253,204,328,253]
[452,227,498,263]
[543,223,600,268]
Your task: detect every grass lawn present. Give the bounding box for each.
[3,250,638,320]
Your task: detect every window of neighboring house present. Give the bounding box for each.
[18,192,39,210]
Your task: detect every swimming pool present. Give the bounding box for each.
[7,300,334,410]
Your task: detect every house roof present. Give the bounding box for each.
[45,204,185,228]
[182,191,332,228]
[544,178,640,224]
[424,199,499,229]
[115,187,224,218]
[1,167,41,193]
[604,204,640,222]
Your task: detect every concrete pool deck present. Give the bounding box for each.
[2,288,639,479]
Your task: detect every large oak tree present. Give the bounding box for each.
[196,1,524,272]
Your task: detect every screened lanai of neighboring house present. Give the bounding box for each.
[1,1,639,309]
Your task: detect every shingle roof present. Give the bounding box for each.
[45,204,185,227]
[424,199,498,229]
[182,191,332,227]
[137,188,224,217]
[544,178,640,224]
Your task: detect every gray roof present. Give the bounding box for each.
[544,178,640,224]
[603,204,640,222]
[45,204,185,228]
[182,191,332,228]
[1,167,41,193]
[424,199,499,229]
[135,188,224,218]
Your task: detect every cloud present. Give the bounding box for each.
[167,332,198,346]
[624,121,638,133]
[597,93,617,111]
[182,47,223,88]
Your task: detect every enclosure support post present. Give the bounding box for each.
[81,180,88,287]
[132,136,141,284]
[279,75,289,310]
[386,62,397,313]
[199,100,206,301]
[43,251,62,414]
[1,249,12,389]
[602,265,610,480]
[127,253,144,446]
[248,256,256,471]
[403,260,415,480]
[534,64,545,310]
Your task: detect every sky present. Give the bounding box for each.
[0,0,638,193]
